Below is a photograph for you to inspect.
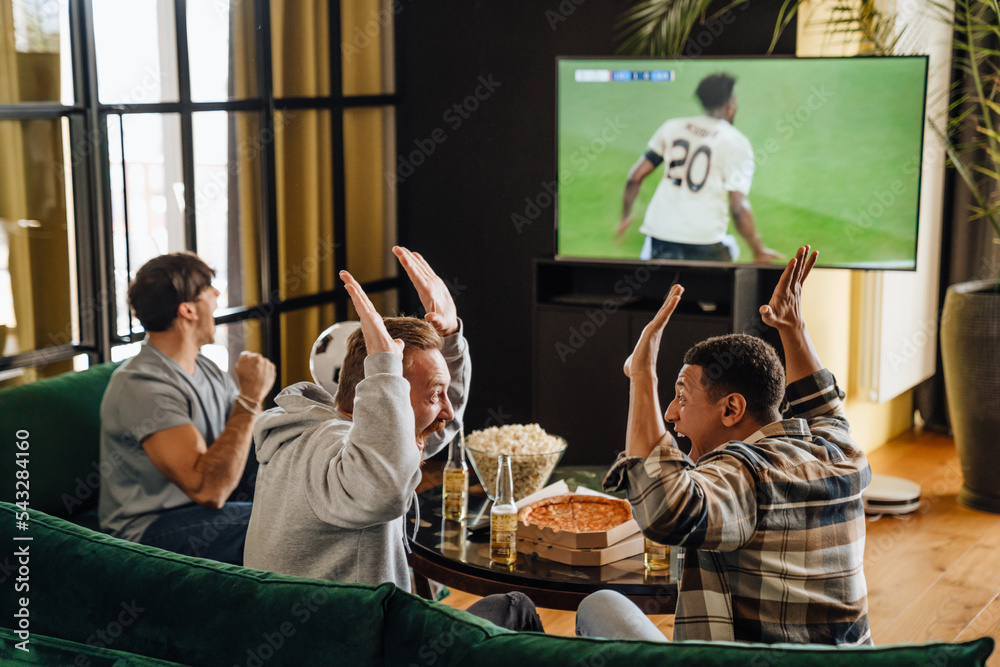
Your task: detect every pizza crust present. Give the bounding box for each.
[517,494,632,533]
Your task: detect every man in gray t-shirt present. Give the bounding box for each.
[98,253,275,564]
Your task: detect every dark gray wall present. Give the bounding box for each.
[394,2,796,439]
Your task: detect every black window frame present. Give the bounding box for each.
[0,0,401,381]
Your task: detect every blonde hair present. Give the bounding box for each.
[334,317,444,412]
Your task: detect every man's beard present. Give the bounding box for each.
[417,419,447,444]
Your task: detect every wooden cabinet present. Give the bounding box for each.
[532,260,781,465]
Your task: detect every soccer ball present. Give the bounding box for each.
[309,321,362,396]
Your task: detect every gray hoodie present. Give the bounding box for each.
[243,331,469,591]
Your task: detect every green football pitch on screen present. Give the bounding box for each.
[556,57,928,269]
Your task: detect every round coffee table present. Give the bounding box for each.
[408,482,677,613]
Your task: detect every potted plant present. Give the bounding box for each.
[616,0,1000,513]
[934,1,1000,514]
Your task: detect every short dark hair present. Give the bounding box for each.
[683,333,785,424]
[334,317,444,413]
[695,72,736,111]
[128,253,215,332]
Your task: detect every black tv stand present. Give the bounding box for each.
[531,258,782,466]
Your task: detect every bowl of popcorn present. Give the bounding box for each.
[465,424,567,501]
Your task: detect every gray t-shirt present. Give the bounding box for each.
[98,341,238,540]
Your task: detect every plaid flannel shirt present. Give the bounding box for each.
[605,369,872,645]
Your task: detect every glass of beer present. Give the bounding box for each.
[643,537,670,573]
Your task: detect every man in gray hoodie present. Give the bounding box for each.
[244,245,466,588]
[243,247,542,632]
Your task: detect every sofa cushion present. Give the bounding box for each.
[464,634,994,666]
[0,503,395,666]
[383,586,511,665]
[0,361,121,518]
[386,590,994,666]
[0,627,186,666]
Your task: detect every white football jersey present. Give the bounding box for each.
[639,116,753,245]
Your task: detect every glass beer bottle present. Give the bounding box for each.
[490,454,518,565]
[442,431,469,522]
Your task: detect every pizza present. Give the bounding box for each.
[517,494,632,533]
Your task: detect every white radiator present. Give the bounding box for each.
[855,0,951,403]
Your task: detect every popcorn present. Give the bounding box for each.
[465,424,567,501]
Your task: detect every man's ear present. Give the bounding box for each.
[721,393,747,427]
[176,301,197,322]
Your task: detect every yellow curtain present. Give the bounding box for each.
[344,107,394,286]
[231,0,263,355]
[228,0,395,387]
[0,0,72,385]
[342,0,397,319]
[270,0,335,386]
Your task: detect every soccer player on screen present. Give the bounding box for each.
[616,72,781,263]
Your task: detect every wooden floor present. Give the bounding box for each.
[431,430,1000,659]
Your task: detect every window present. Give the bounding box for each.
[0,0,399,388]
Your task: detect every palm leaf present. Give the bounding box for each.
[616,0,752,56]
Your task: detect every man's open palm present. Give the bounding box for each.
[393,246,459,337]
[760,245,817,331]
[340,270,404,360]
[624,284,684,379]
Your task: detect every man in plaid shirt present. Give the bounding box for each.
[577,246,871,645]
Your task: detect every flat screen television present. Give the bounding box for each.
[555,56,929,270]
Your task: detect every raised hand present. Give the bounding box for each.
[760,245,818,332]
[624,284,684,379]
[340,270,404,360]
[234,351,276,404]
[392,246,459,336]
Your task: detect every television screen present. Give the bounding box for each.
[556,56,928,269]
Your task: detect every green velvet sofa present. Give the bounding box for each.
[0,364,995,666]
[1,503,994,667]
[0,361,122,529]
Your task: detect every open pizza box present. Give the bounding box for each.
[516,530,644,567]
[515,480,641,550]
